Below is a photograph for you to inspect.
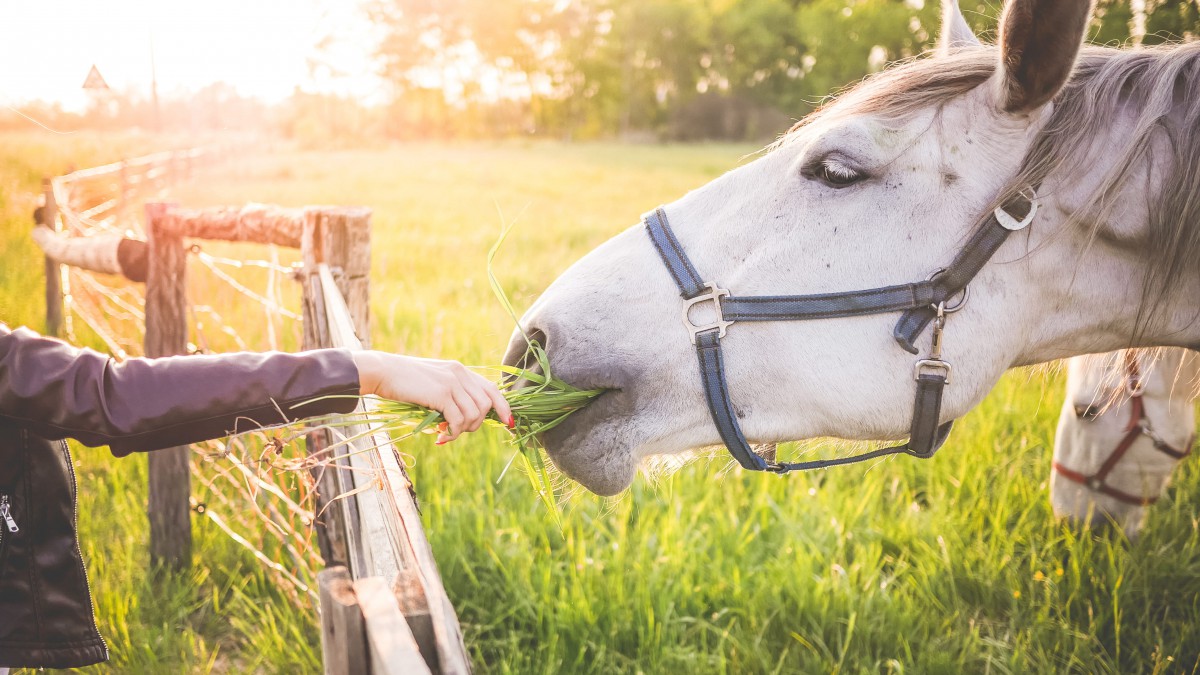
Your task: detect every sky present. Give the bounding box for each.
[0,0,383,110]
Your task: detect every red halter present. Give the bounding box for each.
[1052,354,1193,507]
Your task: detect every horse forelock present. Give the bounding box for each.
[774,41,1200,344]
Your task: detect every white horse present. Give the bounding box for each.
[506,0,1200,496]
[1052,349,1197,537]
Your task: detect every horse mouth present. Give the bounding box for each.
[502,329,639,495]
[536,389,638,495]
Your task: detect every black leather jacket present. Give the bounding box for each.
[0,324,360,669]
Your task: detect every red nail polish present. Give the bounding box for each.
[435,438,448,446]
[508,416,516,429]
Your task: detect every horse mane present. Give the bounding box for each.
[781,41,1200,342]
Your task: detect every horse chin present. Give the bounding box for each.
[537,391,639,496]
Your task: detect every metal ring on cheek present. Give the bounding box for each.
[926,269,969,314]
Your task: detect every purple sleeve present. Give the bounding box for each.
[0,324,361,454]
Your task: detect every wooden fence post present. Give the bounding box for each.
[302,209,351,569]
[301,207,373,570]
[143,201,192,568]
[318,566,369,675]
[41,178,63,337]
[313,208,372,346]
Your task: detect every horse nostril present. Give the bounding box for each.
[527,328,548,352]
[1074,404,1101,420]
[502,327,549,372]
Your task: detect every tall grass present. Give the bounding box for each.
[2,135,1198,673]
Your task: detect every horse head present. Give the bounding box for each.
[1052,350,1198,537]
[505,0,1200,495]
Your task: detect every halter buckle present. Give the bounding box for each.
[993,188,1040,231]
[914,359,952,384]
[682,282,735,344]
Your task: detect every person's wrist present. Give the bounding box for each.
[351,351,382,396]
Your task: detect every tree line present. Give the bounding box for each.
[368,0,1200,140]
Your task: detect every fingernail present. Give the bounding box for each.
[435,435,449,445]
[508,416,516,429]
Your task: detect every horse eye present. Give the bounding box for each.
[810,159,866,188]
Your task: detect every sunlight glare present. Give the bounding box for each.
[0,0,379,109]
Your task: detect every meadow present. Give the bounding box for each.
[2,133,1199,674]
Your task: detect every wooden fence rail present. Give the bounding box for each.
[34,150,472,673]
[38,147,216,337]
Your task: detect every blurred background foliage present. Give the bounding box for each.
[4,0,1198,144]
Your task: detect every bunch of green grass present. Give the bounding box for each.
[377,340,598,501]
[370,342,601,442]
[308,341,601,518]
[310,222,604,515]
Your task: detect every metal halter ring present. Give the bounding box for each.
[926,269,969,314]
[994,187,1040,231]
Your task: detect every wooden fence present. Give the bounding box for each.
[33,151,471,674]
[39,149,213,338]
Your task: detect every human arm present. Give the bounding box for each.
[0,324,510,453]
[0,324,360,454]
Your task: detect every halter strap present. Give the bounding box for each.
[643,190,1037,475]
[644,196,1016,473]
[1053,355,1194,506]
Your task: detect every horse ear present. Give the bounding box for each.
[939,0,981,54]
[994,0,1094,113]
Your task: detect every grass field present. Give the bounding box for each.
[3,133,1200,674]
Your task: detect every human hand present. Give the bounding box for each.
[352,351,513,444]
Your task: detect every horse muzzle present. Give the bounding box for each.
[501,322,642,496]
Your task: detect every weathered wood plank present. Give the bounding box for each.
[318,263,399,581]
[318,263,473,675]
[144,201,192,568]
[31,227,124,276]
[394,569,437,672]
[302,252,351,570]
[302,210,373,579]
[318,567,370,675]
[302,207,372,346]
[161,204,306,248]
[326,209,372,348]
[355,577,432,675]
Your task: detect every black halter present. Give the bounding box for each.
[643,189,1039,473]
